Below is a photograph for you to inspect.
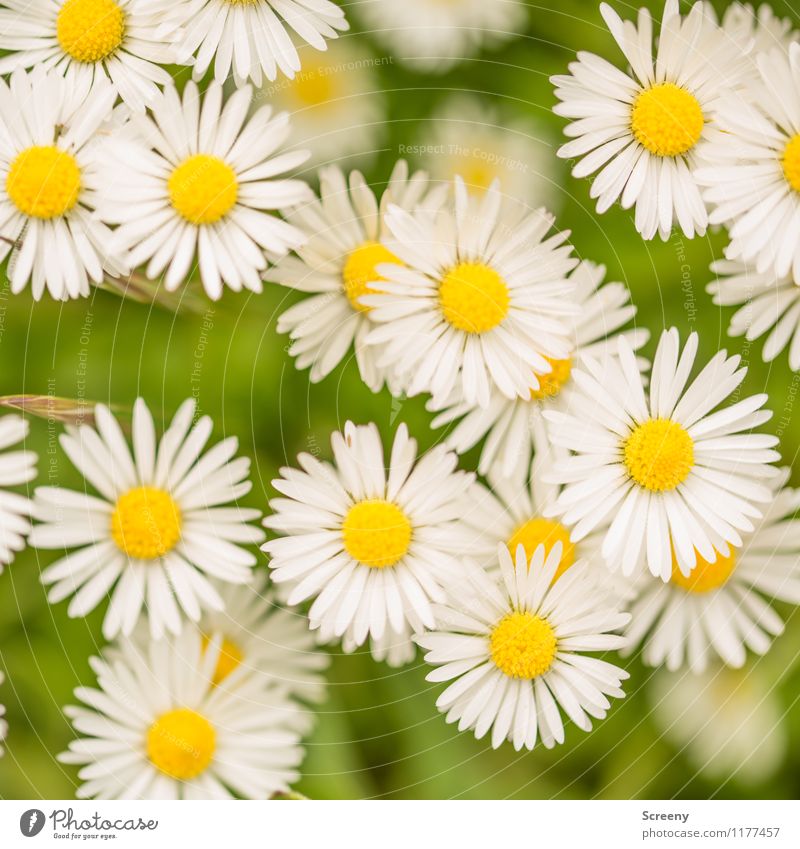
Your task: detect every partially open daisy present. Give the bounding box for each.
[553,0,745,240]
[59,628,306,799]
[416,542,630,751]
[364,176,579,408]
[429,260,646,476]
[263,421,473,665]
[267,161,445,391]
[0,415,36,570]
[545,328,780,580]
[30,398,264,639]
[96,80,311,300]
[624,468,800,672]
[172,0,348,87]
[0,67,127,300]
[0,0,180,112]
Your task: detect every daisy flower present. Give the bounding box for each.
[0,0,180,112]
[623,468,800,672]
[172,0,348,87]
[544,328,780,580]
[552,0,746,240]
[96,80,311,301]
[267,160,445,392]
[364,176,579,408]
[429,260,646,476]
[715,2,797,59]
[0,414,36,569]
[356,0,526,73]
[59,628,306,799]
[263,421,473,664]
[416,542,630,751]
[30,398,264,640]
[696,44,800,284]
[0,67,127,300]
[708,259,800,370]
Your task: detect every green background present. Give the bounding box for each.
[1,0,799,799]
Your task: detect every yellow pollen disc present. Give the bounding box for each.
[439,262,510,334]
[146,708,216,781]
[201,634,244,685]
[6,146,81,219]
[623,418,694,492]
[490,610,557,679]
[529,356,573,401]
[461,159,496,192]
[781,134,800,193]
[342,499,412,568]
[168,154,238,225]
[56,0,125,64]
[507,517,575,583]
[110,486,182,560]
[671,547,736,594]
[342,241,402,313]
[631,83,704,157]
[290,66,335,106]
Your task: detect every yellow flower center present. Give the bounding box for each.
[290,66,335,106]
[6,146,81,219]
[671,547,736,594]
[342,241,401,313]
[631,83,704,157]
[168,154,238,225]
[507,517,575,582]
[461,159,496,192]
[490,610,557,679]
[781,134,800,193]
[146,708,216,781]
[623,418,694,492]
[341,498,412,568]
[56,0,125,64]
[439,262,510,334]
[529,356,573,401]
[110,486,182,560]
[201,634,244,685]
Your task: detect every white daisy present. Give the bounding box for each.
[0,414,36,569]
[544,328,781,580]
[714,2,797,59]
[0,66,127,300]
[415,542,630,751]
[696,44,800,284]
[429,260,647,476]
[0,0,180,112]
[263,421,473,664]
[364,177,579,408]
[172,0,348,87]
[708,259,800,370]
[552,0,746,240]
[356,0,526,73]
[0,671,6,757]
[96,80,311,301]
[59,628,306,799]
[624,468,800,672]
[267,160,445,391]
[30,397,265,640]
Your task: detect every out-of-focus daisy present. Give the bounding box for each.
[30,398,264,640]
[356,0,526,73]
[553,0,745,240]
[708,259,800,371]
[172,0,348,87]
[0,414,36,570]
[267,161,445,392]
[429,261,646,476]
[0,67,126,300]
[59,629,306,799]
[649,663,786,785]
[697,44,800,284]
[365,177,578,408]
[97,80,311,301]
[0,0,179,112]
[624,468,800,672]
[263,421,473,665]
[714,2,797,59]
[545,328,780,580]
[416,542,630,750]
[0,671,6,757]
